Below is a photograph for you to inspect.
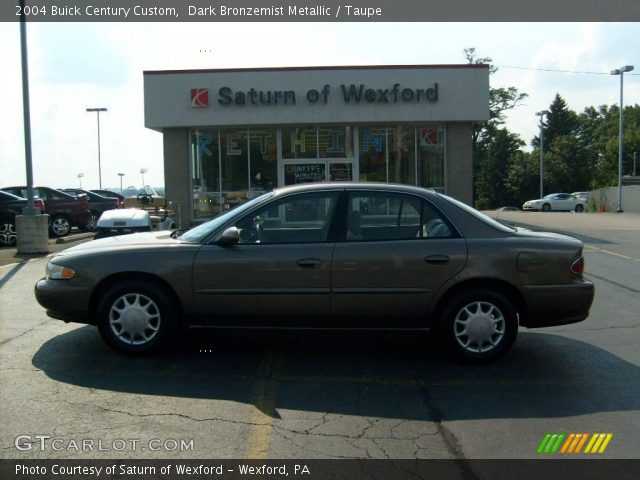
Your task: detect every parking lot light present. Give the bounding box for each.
[86,107,108,189]
[535,110,549,198]
[610,65,634,213]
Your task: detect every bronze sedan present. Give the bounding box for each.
[35,183,594,361]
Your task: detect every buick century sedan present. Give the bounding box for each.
[35,183,594,361]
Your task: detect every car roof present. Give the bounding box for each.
[271,182,439,198]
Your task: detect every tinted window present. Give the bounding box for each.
[235,192,339,244]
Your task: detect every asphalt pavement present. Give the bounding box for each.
[0,212,639,461]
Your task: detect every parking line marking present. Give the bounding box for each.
[584,246,640,262]
[244,349,282,459]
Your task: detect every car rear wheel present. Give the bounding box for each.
[97,281,177,355]
[80,211,99,232]
[50,215,71,237]
[541,203,551,212]
[0,220,17,247]
[440,289,518,362]
[575,204,584,213]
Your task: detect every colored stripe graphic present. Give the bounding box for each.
[538,433,613,454]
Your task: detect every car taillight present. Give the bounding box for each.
[570,256,584,275]
[82,200,88,210]
[114,199,121,208]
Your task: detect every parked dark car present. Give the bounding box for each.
[0,191,45,247]
[60,188,121,232]
[1,186,91,237]
[90,189,125,207]
[35,183,594,361]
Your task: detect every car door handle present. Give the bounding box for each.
[424,255,450,265]
[297,258,323,268]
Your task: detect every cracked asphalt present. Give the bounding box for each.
[1,212,639,460]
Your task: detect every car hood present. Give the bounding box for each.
[53,231,195,258]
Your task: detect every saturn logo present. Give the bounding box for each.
[190,88,209,108]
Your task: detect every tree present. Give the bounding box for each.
[464,48,528,207]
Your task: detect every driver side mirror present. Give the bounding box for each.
[217,226,240,245]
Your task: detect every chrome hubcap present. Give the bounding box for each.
[87,214,98,231]
[52,218,70,235]
[109,293,161,345]
[454,301,505,353]
[0,223,17,246]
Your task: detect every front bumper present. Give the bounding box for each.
[522,204,541,211]
[520,280,595,327]
[34,278,93,324]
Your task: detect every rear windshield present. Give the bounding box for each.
[438,194,516,233]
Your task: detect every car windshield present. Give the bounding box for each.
[180,191,275,243]
[543,194,558,199]
[439,193,516,232]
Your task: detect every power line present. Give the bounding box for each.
[497,65,639,76]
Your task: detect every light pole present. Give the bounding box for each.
[86,107,107,189]
[77,173,84,188]
[118,173,125,192]
[610,65,634,213]
[535,110,549,199]
[140,168,148,186]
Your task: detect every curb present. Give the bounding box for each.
[53,232,95,245]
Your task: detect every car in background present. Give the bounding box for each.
[522,193,587,212]
[1,186,91,237]
[90,189,125,207]
[35,183,594,362]
[0,191,45,247]
[571,191,590,202]
[121,186,166,210]
[60,188,122,232]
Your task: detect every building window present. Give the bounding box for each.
[281,126,317,159]
[191,129,221,219]
[191,127,277,220]
[417,126,445,191]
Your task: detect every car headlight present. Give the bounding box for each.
[46,262,76,280]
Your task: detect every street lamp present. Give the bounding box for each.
[140,168,148,186]
[535,110,549,198]
[117,173,125,193]
[610,65,634,213]
[77,172,84,188]
[86,107,108,189]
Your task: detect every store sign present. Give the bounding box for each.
[190,88,209,108]
[203,83,439,107]
[285,164,325,184]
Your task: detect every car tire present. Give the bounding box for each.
[541,203,551,212]
[80,211,99,232]
[439,288,518,362]
[49,215,71,237]
[0,219,17,247]
[575,204,584,213]
[97,281,178,355]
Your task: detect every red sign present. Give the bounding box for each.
[190,88,209,108]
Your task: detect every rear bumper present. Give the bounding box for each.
[34,278,93,324]
[520,280,595,327]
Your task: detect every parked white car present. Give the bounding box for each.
[522,193,587,212]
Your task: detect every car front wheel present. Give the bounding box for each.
[575,204,584,213]
[541,203,551,212]
[97,281,177,355]
[440,289,518,362]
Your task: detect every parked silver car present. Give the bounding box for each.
[523,193,587,212]
[35,183,594,361]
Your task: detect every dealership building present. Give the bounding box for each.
[143,65,489,224]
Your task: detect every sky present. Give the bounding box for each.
[1,22,639,191]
